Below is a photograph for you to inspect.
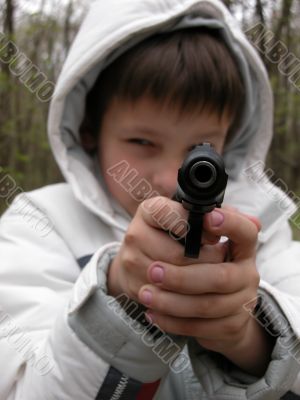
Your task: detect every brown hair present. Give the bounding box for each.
[80,28,244,152]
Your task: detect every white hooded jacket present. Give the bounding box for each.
[1,0,300,399]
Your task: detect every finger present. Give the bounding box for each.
[203,209,260,259]
[119,247,154,300]
[144,311,248,340]
[146,259,259,294]
[127,211,225,266]
[140,196,188,236]
[223,205,261,232]
[140,196,220,244]
[242,214,261,231]
[138,284,252,319]
[142,234,227,267]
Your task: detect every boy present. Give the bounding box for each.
[1,1,300,399]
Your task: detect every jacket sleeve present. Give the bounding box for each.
[185,220,300,400]
[0,195,185,400]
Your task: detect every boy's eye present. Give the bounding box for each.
[127,138,154,146]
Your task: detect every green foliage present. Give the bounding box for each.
[16,152,30,163]
[0,71,11,91]
[291,218,300,240]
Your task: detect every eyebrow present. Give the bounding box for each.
[122,126,164,137]
[122,126,225,139]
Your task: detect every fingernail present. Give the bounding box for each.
[141,289,152,305]
[150,265,164,283]
[210,210,224,227]
[145,311,154,324]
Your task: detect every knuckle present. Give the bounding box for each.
[214,265,231,291]
[122,251,140,272]
[198,297,212,317]
[124,231,137,246]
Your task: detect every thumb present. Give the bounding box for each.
[204,208,260,260]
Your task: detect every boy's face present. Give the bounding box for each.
[98,96,231,216]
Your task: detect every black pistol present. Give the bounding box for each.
[175,143,228,258]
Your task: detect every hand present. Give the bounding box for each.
[107,196,226,301]
[137,208,272,375]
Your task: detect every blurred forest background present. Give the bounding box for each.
[0,0,300,237]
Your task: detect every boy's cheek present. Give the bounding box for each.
[107,179,135,209]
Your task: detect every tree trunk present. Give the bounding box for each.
[0,0,15,171]
[274,0,294,39]
[254,0,268,65]
[64,0,73,55]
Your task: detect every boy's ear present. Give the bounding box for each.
[79,117,98,154]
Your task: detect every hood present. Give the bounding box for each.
[47,0,295,235]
